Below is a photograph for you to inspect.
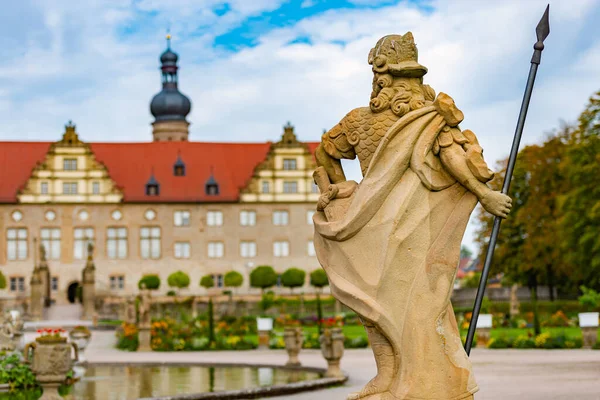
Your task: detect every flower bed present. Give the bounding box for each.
[486,332,583,349]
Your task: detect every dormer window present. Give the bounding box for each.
[63,158,77,171]
[205,174,219,196]
[173,154,186,176]
[146,174,160,196]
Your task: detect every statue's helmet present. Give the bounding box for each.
[368,33,428,78]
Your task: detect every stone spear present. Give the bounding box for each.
[464,5,550,355]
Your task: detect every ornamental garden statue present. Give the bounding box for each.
[313,33,512,400]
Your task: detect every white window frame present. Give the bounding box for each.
[140,227,161,259]
[92,181,100,194]
[207,242,224,258]
[73,227,95,260]
[7,228,28,261]
[174,210,191,227]
[212,274,224,288]
[283,158,297,170]
[307,240,316,256]
[110,275,125,290]
[41,182,49,195]
[107,227,127,259]
[262,181,270,194]
[41,228,61,260]
[63,158,77,171]
[174,242,191,259]
[283,181,298,194]
[239,210,256,226]
[273,211,289,226]
[207,211,223,227]
[273,241,290,257]
[62,182,78,195]
[9,277,25,292]
[240,241,257,258]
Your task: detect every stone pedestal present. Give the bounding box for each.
[581,327,598,349]
[138,326,151,352]
[284,327,304,366]
[258,331,270,349]
[320,327,344,378]
[30,269,44,321]
[509,284,520,317]
[476,328,491,347]
[81,243,96,320]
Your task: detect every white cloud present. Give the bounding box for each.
[0,0,599,250]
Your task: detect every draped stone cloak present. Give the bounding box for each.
[314,99,487,399]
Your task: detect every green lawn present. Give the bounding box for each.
[272,325,367,338]
[463,327,598,341]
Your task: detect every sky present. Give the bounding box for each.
[0,0,599,253]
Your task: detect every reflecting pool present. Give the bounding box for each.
[70,364,321,399]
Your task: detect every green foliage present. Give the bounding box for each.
[259,290,277,313]
[167,271,190,289]
[250,265,278,292]
[200,275,214,290]
[578,286,600,311]
[0,271,6,290]
[462,272,482,289]
[309,269,329,289]
[0,353,39,391]
[138,274,161,290]
[224,271,244,289]
[281,268,306,292]
[166,290,177,296]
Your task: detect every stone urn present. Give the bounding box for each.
[578,312,599,348]
[24,336,78,400]
[5,310,25,351]
[319,327,344,378]
[69,326,92,364]
[283,327,304,366]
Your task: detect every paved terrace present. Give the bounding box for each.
[23,331,600,400]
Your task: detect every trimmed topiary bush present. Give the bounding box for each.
[138,274,161,290]
[167,271,190,290]
[281,268,306,293]
[250,265,278,293]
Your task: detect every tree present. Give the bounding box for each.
[167,271,190,292]
[310,269,329,334]
[200,275,216,344]
[460,245,473,259]
[138,274,161,290]
[224,271,244,291]
[250,265,278,293]
[560,91,600,291]
[281,268,306,294]
[0,271,6,290]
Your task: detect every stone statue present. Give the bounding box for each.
[137,285,152,329]
[313,33,512,400]
[125,296,137,324]
[81,242,96,320]
[0,314,15,351]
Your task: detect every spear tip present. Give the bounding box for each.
[536,4,550,44]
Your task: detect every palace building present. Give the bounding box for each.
[0,39,320,304]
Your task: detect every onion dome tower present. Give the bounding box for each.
[150,34,192,141]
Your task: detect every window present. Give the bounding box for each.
[92,182,100,194]
[73,228,95,260]
[240,241,257,258]
[41,182,49,195]
[207,242,224,258]
[9,277,25,292]
[311,181,320,193]
[107,227,127,259]
[146,183,159,196]
[306,210,315,225]
[273,211,289,226]
[283,158,297,170]
[262,181,270,194]
[51,277,58,292]
[174,210,191,227]
[207,211,223,226]
[63,158,77,171]
[283,181,298,194]
[110,275,125,290]
[239,210,256,226]
[273,241,290,257]
[11,211,23,222]
[40,228,61,260]
[63,182,78,194]
[7,228,27,261]
[212,274,224,288]
[174,242,191,259]
[307,240,316,256]
[140,227,161,259]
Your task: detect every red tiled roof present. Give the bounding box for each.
[0,141,320,203]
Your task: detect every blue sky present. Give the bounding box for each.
[0,0,599,251]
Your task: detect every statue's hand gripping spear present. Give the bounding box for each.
[464,5,550,356]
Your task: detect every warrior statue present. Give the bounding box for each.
[313,33,512,400]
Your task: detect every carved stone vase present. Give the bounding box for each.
[69,327,92,364]
[319,327,344,378]
[283,327,304,366]
[24,338,78,400]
